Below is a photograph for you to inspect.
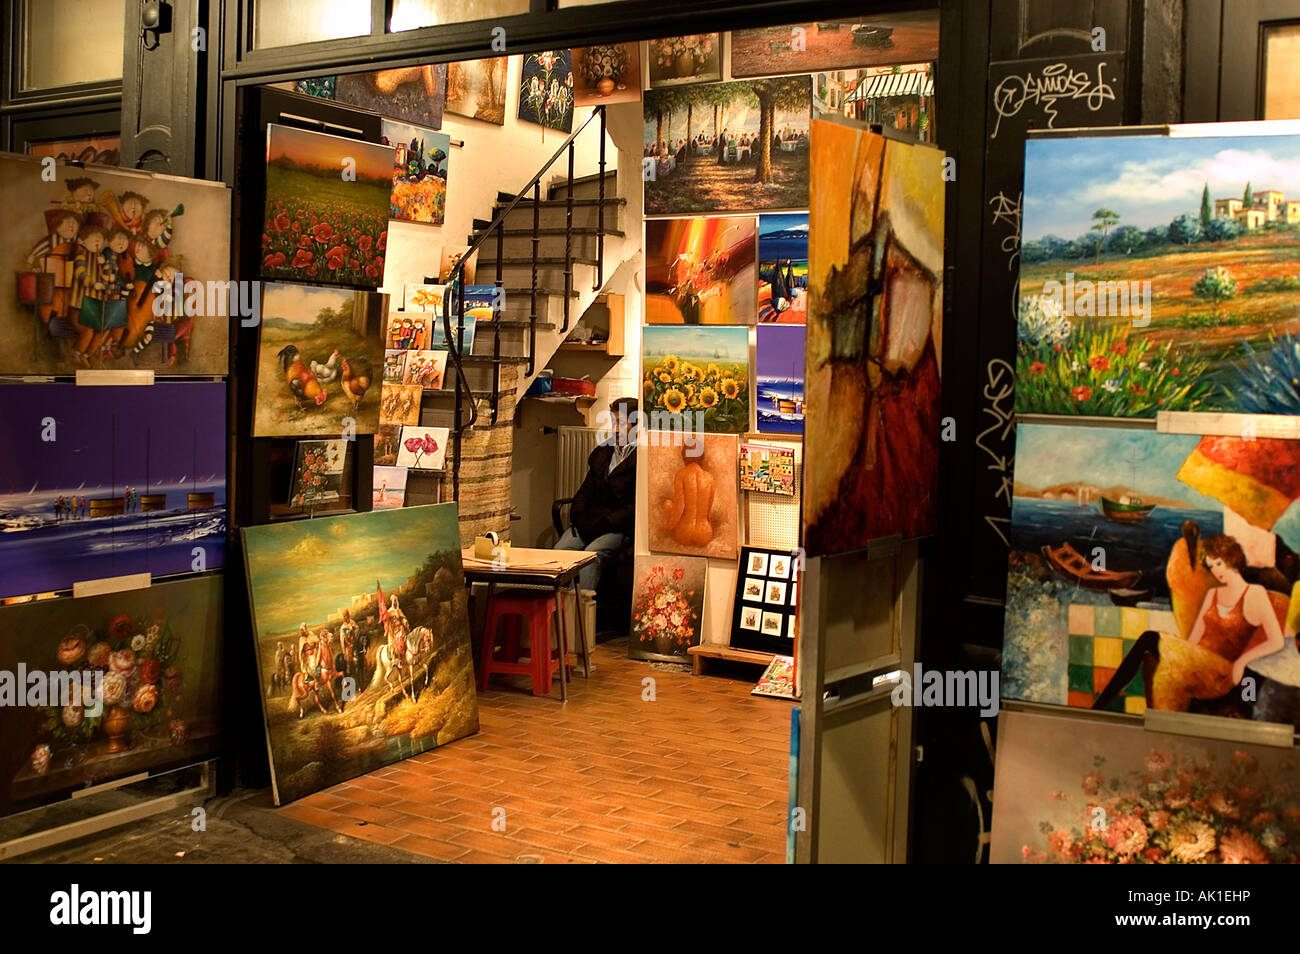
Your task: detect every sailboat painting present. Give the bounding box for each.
[755,324,804,434]
[1003,420,1300,727]
[0,382,226,599]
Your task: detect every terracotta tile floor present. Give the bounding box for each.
[277,640,793,863]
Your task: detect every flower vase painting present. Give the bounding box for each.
[571,43,641,106]
[0,152,231,375]
[991,708,1300,864]
[252,283,387,438]
[647,434,740,560]
[1003,421,1300,730]
[642,77,812,216]
[518,51,575,134]
[647,34,722,88]
[261,125,392,289]
[0,576,222,818]
[290,439,347,509]
[241,503,479,805]
[629,555,707,663]
[645,216,757,325]
[804,121,944,555]
[1016,131,1300,417]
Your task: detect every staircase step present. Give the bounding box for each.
[546,170,618,200]
[475,255,600,267]
[501,286,580,299]
[494,195,625,210]
[469,225,625,238]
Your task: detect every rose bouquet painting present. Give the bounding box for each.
[648,34,722,87]
[396,425,449,470]
[629,555,706,663]
[992,709,1300,864]
[0,577,221,817]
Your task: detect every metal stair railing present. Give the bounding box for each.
[440,104,610,503]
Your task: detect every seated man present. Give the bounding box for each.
[556,397,637,592]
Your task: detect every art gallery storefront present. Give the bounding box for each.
[3,0,1299,876]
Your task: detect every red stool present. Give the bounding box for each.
[479,589,566,697]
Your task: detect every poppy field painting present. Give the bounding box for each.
[262,125,393,289]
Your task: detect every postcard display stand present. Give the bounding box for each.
[0,154,232,857]
[991,122,1300,865]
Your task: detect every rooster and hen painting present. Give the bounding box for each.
[252,282,387,437]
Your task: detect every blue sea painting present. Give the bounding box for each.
[758,212,808,262]
[755,325,804,434]
[0,382,226,598]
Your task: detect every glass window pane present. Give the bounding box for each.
[1263,22,1300,120]
[21,0,125,90]
[390,0,529,32]
[253,0,371,49]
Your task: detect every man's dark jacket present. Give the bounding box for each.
[569,443,636,541]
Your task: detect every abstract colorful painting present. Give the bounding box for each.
[641,325,750,434]
[404,284,448,313]
[751,655,796,699]
[438,247,477,283]
[372,466,408,510]
[400,349,448,389]
[991,708,1300,864]
[518,51,574,134]
[645,216,757,325]
[804,122,944,554]
[1004,421,1300,729]
[643,77,811,215]
[252,283,387,437]
[261,125,392,289]
[446,58,508,125]
[1017,132,1300,417]
[334,65,448,129]
[630,554,706,663]
[0,576,222,818]
[756,324,804,434]
[758,212,808,322]
[647,434,739,560]
[572,43,641,106]
[242,503,478,804]
[289,440,347,509]
[647,34,722,88]
[396,425,450,471]
[730,15,940,78]
[381,119,449,225]
[740,441,796,495]
[0,382,226,600]
[0,152,231,374]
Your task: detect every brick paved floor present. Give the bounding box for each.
[277,640,794,863]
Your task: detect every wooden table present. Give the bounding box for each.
[460,546,596,702]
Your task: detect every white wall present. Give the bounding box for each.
[383,57,616,294]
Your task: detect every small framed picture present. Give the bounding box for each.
[789,580,797,606]
[769,554,791,579]
[740,606,761,630]
[748,551,769,575]
[743,577,765,602]
[761,611,784,635]
[787,615,797,639]
[765,580,787,605]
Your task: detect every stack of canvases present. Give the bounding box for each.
[994,125,1300,863]
[0,153,231,818]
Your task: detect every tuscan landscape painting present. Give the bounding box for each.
[1017,132,1300,416]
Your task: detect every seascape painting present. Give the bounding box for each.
[992,708,1300,864]
[755,324,804,434]
[643,77,811,215]
[1003,421,1300,730]
[0,382,226,599]
[252,283,387,438]
[804,121,944,554]
[242,503,478,805]
[0,576,222,818]
[0,153,231,374]
[1017,131,1300,417]
[758,212,808,322]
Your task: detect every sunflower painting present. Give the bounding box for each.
[642,325,750,434]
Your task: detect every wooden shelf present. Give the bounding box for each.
[686,644,777,676]
[557,342,615,352]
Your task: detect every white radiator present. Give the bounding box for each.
[556,426,602,499]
